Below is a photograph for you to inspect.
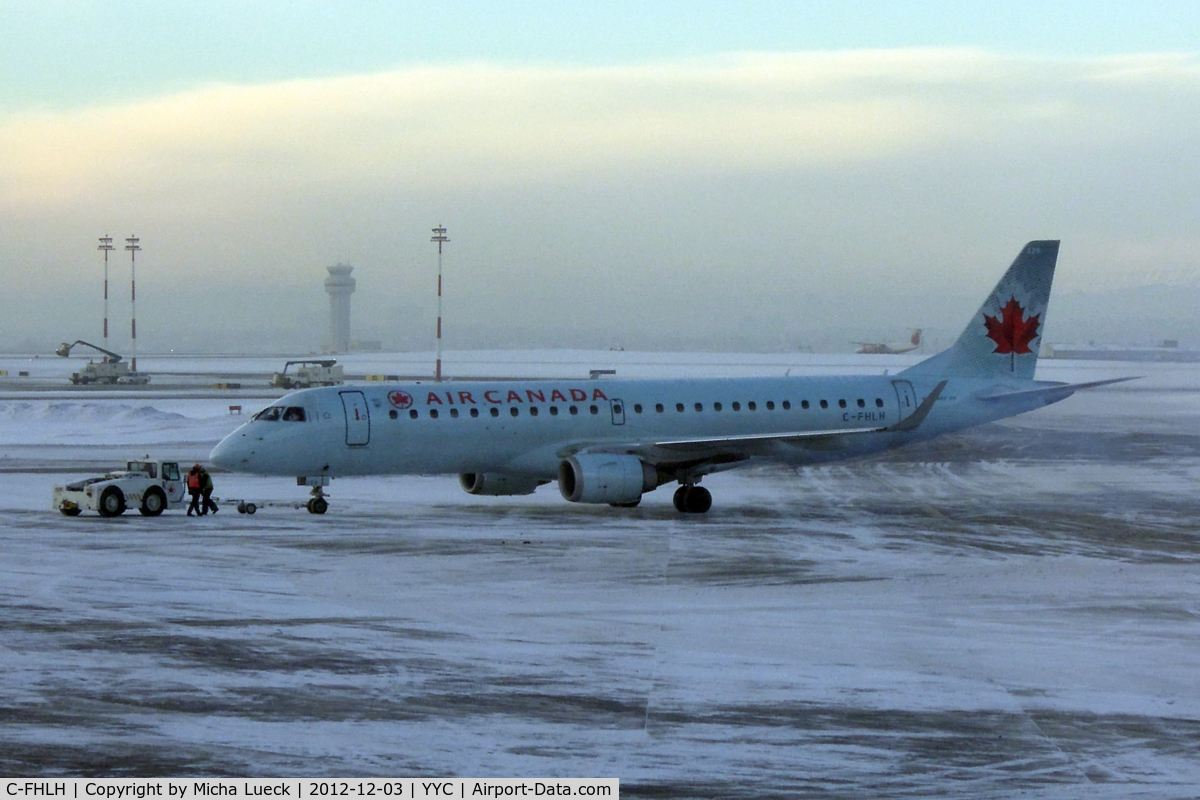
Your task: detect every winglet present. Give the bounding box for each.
[887,380,947,432]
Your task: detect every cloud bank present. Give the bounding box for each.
[2,50,1199,352]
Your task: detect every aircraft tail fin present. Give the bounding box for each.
[903,241,1059,379]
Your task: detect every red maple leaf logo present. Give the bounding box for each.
[984,297,1040,368]
[387,390,413,409]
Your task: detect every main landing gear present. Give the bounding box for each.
[673,484,712,514]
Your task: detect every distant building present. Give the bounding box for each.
[1045,340,1200,362]
[324,264,356,353]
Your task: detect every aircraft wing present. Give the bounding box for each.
[976,376,1137,402]
[653,424,883,451]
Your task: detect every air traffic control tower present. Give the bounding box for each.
[324,264,356,353]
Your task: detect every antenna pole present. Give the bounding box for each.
[98,236,114,344]
[431,225,449,382]
[125,236,141,371]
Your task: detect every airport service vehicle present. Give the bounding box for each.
[56,340,150,385]
[270,360,344,390]
[212,241,1131,514]
[52,459,186,517]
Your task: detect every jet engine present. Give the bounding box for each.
[459,472,544,496]
[558,454,658,505]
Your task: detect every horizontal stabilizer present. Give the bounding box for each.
[976,376,1138,402]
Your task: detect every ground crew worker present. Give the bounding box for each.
[186,464,203,516]
[200,466,218,515]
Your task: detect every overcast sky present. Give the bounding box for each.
[2,2,1199,354]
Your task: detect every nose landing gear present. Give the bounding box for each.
[226,476,331,516]
[296,476,331,514]
[306,485,329,515]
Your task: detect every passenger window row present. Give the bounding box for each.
[635,398,884,413]
[391,404,604,420]
[387,397,886,420]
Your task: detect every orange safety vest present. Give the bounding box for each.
[187,472,201,489]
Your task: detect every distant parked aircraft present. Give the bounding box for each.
[854,329,923,354]
[213,241,1130,514]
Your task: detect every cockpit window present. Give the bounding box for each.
[283,407,306,422]
[254,406,284,421]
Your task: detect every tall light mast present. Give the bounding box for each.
[98,236,114,344]
[125,236,141,372]
[431,225,449,382]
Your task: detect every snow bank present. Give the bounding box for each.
[0,400,243,445]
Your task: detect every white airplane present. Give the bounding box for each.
[211,241,1129,514]
[854,328,922,354]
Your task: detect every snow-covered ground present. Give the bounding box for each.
[2,352,1199,796]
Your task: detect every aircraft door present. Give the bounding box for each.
[161,461,184,504]
[610,398,626,425]
[892,380,917,422]
[340,391,370,446]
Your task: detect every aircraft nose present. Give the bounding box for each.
[210,430,253,471]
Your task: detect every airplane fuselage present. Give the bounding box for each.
[210,241,1103,513]
[211,373,1049,480]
